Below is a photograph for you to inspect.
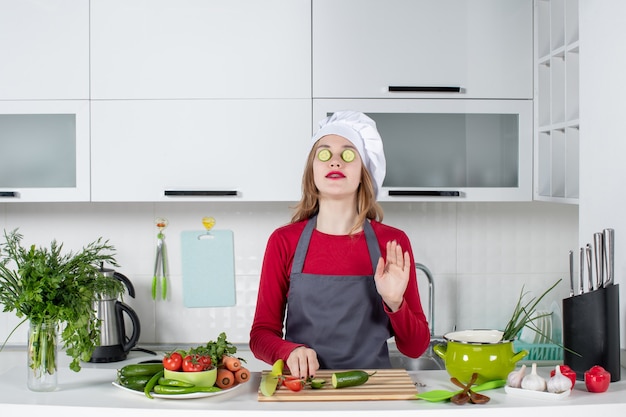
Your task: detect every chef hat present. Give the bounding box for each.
[311,111,386,198]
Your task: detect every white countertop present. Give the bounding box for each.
[1,347,625,416]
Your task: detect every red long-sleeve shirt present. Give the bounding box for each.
[249,219,430,366]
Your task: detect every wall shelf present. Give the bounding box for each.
[534,0,580,204]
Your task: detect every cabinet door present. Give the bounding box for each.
[91,0,311,99]
[314,98,533,202]
[91,99,311,202]
[313,0,533,99]
[0,100,90,202]
[0,0,89,99]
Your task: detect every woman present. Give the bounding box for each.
[249,111,430,378]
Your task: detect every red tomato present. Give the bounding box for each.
[162,352,183,371]
[282,376,304,392]
[182,355,205,372]
[198,355,212,370]
[584,365,610,393]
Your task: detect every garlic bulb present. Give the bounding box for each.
[521,363,547,391]
[506,364,527,388]
[547,364,573,393]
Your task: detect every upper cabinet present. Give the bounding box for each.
[0,100,91,202]
[534,0,579,203]
[0,0,89,100]
[0,0,90,202]
[90,0,311,100]
[90,99,311,202]
[314,99,533,202]
[88,0,312,202]
[312,0,533,99]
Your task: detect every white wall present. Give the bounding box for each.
[0,201,577,348]
[579,0,626,350]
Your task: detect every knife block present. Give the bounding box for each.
[562,284,620,382]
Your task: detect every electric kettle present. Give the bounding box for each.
[89,268,141,363]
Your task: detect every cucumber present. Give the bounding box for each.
[310,378,326,389]
[318,149,332,162]
[331,370,375,389]
[121,382,146,392]
[341,149,356,162]
[118,363,164,378]
[118,375,152,387]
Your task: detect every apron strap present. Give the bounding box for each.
[290,215,317,275]
[291,215,381,276]
[363,220,382,268]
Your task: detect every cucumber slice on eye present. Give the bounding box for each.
[318,149,331,162]
[341,149,356,162]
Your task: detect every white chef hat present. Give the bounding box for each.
[311,111,386,198]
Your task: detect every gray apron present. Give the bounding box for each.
[285,216,392,369]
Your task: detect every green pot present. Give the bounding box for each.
[433,330,528,384]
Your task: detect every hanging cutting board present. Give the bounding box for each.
[257,369,417,401]
[181,230,236,307]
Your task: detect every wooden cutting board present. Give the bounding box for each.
[257,369,418,401]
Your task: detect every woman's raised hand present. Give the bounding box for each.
[374,240,411,312]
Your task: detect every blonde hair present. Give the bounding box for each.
[291,145,384,234]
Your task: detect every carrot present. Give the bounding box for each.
[216,368,235,389]
[234,367,250,384]
[221,355,241,372]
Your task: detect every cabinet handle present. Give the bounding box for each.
[164,190,238,197]
[0,191,18,197]
[388,190,461,197]
[388,86,462,93]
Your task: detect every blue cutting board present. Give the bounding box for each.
[181,230,236,307]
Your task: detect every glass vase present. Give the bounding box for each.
[27,320,58,392]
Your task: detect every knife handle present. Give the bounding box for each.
[579,248,585,295]
[603,228,614,287]
[586,244,594,292]
[568,250,574,297]
[594,233,604,290]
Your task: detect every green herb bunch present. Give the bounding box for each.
[501,278,561,342]
[199,332,239,367]
[0,229,124,372]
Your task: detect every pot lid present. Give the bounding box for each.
[443,329,505,344]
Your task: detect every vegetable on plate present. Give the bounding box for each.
[162,351,183,371]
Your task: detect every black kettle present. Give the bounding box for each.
[89,268,141,363]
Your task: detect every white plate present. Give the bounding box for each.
[505,385,571,400]
[519,311,537,344]
[550,301,562,343]
[112,381,242,399]
[532,314,543,344]
[544,314,552,344]
[534,310,550,344]
[539,312,551,344]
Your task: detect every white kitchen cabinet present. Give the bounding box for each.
[534,0,579,203]
[90,0,311,100]
[314,99,533,202]
[90,100,311,202]
[0,0,89,100]
[312,0,533,99]
[0,100,90,202]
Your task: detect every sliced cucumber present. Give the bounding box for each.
[341,149,356,162]
[310,378,326,389]
[318,149,332,162]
